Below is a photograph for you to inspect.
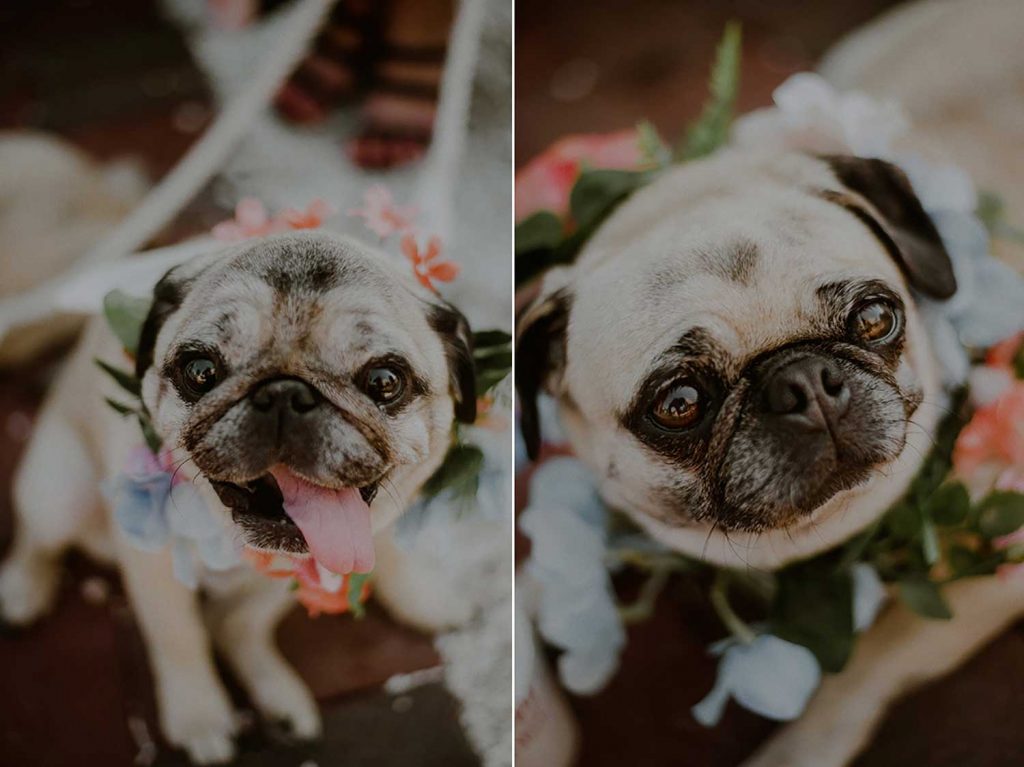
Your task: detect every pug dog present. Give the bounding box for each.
[0,230,479,764]
[516,146,1024,766]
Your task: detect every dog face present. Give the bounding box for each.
[518,151,954,538]
[136,231,475,558]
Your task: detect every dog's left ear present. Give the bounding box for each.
[429,302,477,424]
[135,267,189,379]
[823,155,957,299]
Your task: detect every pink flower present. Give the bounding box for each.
[208,0,257,30]
[401,235,459,292]
[212,198,288,241]
[515,129,644,222]
[280,198,333,230]
[954,382,1024,477]
[986,332,1024,369]
[348,185,417,239]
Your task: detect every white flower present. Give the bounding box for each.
[852,563,887,632]
[733,73,908,158]
[899,155,977,215]
[520,457,625,694]
[692,634,821,726]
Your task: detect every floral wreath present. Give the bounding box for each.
[516,24,1024,725]
[99,189,511,618]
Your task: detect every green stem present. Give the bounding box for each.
[618,566,671,624]
[709,570,756,644]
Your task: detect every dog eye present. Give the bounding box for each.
[651,380,705,430]
[850,299,902,346]
[181,357,219,397]
[363,366,406,405]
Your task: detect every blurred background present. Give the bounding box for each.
[0,0,498,764]
[516,1,1024,766]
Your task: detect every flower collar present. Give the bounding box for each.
[517,25,1024,726]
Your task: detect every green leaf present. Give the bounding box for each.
[104,398,137,416]
[977,491,1024,537]
[102,290,151,355]
[677,21,742,161]
[926,482,970,526]
[569,168,650,233]
[475,348,513,372]
[139,414,162,454]
[885,502,920,539]
[421,444,485,502]
[95,358,141,397]
[635,120,671,168]
[472,329,513,349]
[771,562,854,673]
[898,578,952,620]
[515,211,564,256]
[476,367,510,396]
[347,572,372,619]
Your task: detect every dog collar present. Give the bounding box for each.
[516,26,1024,726]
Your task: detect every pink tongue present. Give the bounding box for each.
[269,468,375,575]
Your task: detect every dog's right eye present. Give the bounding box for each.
[651,380,705,430]
[181,357,219,398]
[363,366,406,406]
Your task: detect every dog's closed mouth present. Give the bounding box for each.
[210,474,379,566]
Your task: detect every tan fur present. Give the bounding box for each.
[0,232,472,764]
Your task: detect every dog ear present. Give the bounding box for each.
[428,302,477,424]
[135,268,188,379]
[822,155,956,299]
[515,286,571,461]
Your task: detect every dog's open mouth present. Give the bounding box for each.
[209,471,379,573]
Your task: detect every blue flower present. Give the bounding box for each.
[105,450,240,588]
[692,634,821,726]
[520,458,626,694]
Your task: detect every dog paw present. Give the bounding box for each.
[252,672,322,740]
[0,556,59,626]
[159,676,238,765]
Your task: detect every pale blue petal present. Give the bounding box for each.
[691,672,733,727]
[852,563,887,632]
[171,539,198,590]
[727,636,821,721]
[196,534,242,571]
[108,473,171,551]
[558,642,624,695]
[166,482,224,541]
[527,458,606,530]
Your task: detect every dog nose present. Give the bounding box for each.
[762,356,850,429]
[249,378,320,415]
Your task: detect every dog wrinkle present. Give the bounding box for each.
[697,238,760,286]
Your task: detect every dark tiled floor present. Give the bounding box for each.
[0,2,475,765]
[517,1,1024,765]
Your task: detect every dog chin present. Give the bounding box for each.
[208,472,380,555]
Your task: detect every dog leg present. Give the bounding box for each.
[743,575,1024,767]
[372,528,474,633]
[116,536,238,765]
[0,412,100,625]
[205,578,322,739]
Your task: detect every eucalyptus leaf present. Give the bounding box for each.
[977,491,1024,537]
[95,359,141,397]
[569,168,651,234]
[104,398,137,416]
[473,329,513,348]
[421,444,485,502]
[677,21,742,161]
[636,120,671,168]
[476,367,510,396]
[103,290,151,355]
[139,414,162,454]
[347,572,372,618]
[771,562,854,673]
[926,482,970,526]
[898,578,952,620]
[515,211,564,256]
[475,349,513,372]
